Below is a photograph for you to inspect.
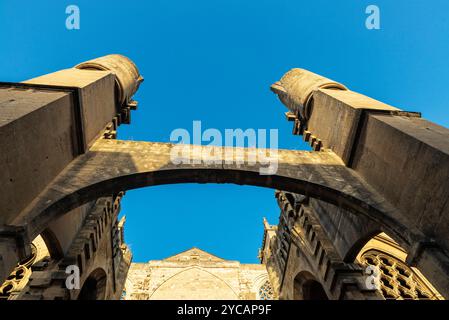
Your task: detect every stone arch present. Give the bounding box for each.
[149,267,239,300]
[293,271,329,300]
[6,140,427,290]
[39,228,64,260]
[77,268,107,300]
[21,140,419,250]
[343,229,383,263]
[29,169,399,239]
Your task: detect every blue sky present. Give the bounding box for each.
[1,0,448,263]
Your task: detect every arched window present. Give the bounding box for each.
[78,268,107,300]
[355,233,443,300]
[293,271,329,300]
[258,280,274,300]
[360,250,437,300]
[301,279,328,300]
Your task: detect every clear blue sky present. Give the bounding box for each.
[1,1,448,263]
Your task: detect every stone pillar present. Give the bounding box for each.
[272,69,449,297]
[0,55,142,284]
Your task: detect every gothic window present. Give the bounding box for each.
[258,280,274,300]
[360,250,436,300]
[0,243,37,300]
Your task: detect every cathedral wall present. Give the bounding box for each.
[308,198,381,261]
[124,249,273,300]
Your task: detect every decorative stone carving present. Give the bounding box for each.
[0,235,50,300]
[357,234,444,300]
